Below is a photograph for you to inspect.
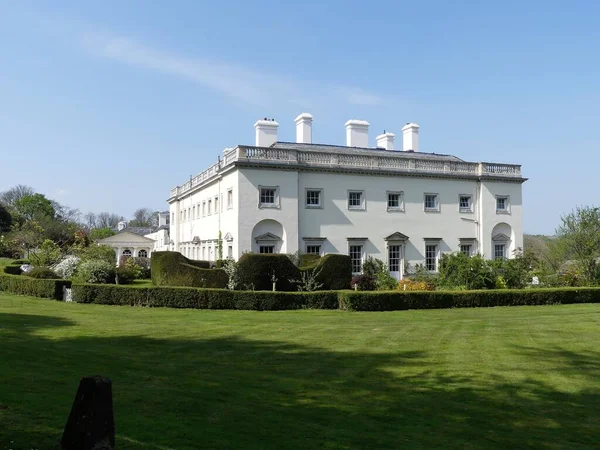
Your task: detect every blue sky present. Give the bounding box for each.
[1,1,599,234]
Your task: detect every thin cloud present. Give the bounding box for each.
[79,32,386,108]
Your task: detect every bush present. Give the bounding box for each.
[30,239,61,266]
[71,284,340,310]
[362,256,397,290]
[11,259,30,265]
[3,265,22,275]
[0,272,71,299]
[338,287,600,311]
[302,254,352,290]
[115,266,136,285]
[351,274,377,291]
[398,279,435,291]
[52,256,81,279]
[75,245,117,265]
[299,254,321,268]
[237,253,300,291]
[74,260,115,284]
[27,267,59,279]
[151,252,227,288]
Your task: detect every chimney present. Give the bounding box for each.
[294,113,313,144]
[376,132,395,150]
[345,120,370,147]
[158,212,169,227]
[402,122,420,152]
[254,118,279,147]
[117,221,127,231]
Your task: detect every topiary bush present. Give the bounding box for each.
[0,272,71,299]
[151,251,227,288]
[27,267,59,279]
[3,265,22,275]
[115,265,136,285]
[237,253,300,291]
[302,254,352,290]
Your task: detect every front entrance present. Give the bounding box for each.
[388,245,402,280]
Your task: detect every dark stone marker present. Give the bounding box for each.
[61,376,115,450]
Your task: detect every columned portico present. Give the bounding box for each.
[98,231,156,266]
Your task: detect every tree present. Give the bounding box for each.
[30,239,62,266]
[0,204,11,232]
[556,206,600,282]
[89,227,116,242]
[83,212,97,230]
[0,184,34,207]
[8,221,44,258]
[96,212,123,229]
[13,193,55,222]
[129,208,157,227]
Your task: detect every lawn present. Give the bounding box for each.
[1,294,599,449]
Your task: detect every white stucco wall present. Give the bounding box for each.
[169,165,524,273]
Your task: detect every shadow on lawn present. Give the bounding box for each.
[1,313,600,450]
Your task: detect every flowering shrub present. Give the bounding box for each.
[75,260,115,284]
[52,256,81,279]
[351,274,377,291]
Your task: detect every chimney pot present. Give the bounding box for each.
[294,113,313,144]
[254,119,279,147]
[402,122,420,152]
[345,119,370,147]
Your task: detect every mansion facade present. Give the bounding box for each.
[167,114,526,278]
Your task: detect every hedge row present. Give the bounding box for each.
[72,284,339,310]
[338,287,600,311]
[0,272,71,300]
[151,252,227,288]
[3,265,22,275]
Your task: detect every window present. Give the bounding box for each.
[387,191,404,212]
[227,189,233,209]
[306,245,321,255]
[460,244,472,256]
[208,199,212,215]
[424,194,439,212]
[193,206,196,219]
[259,186,279,208]
[214,196,219,213]
[459,195,472,212]
[496,196,509,213]
[188,208,191,220]
[305,189,322,208]
[494,244,506,260]
[138,249,148,258]
[349,245,363,273]
[425,244,438,271]
[388,245,401,272]
[228,245,233,258]
[259,245,274,254]
[348,191,365,210]
[202,201,206,216]
[122,249,132,257]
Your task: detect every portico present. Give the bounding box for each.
[98,231,156,265]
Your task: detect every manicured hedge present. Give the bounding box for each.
[338,287,600,311]
[3,265,22,275]
[237,253,300,291]
[72,284,339,310]
[151,252,227,288]
[0,272,71,299]
[302,254,352,291]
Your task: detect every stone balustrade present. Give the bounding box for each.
[169,146,523,198]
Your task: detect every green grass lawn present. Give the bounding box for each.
[1,294,599,450]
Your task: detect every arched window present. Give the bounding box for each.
[122,249,132,257]
[138,249,148,258]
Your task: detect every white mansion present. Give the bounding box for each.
[167,114,525,278]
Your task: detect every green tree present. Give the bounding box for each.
[556,206,600,282]
[89,227,116,242]
[0,204,12,232]
[13,193,55,222]
[30,239,62,266]
[8,221,44,258]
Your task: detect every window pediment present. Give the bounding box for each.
[384,232,409,242]
[255,232,281,243]
[492,233,510,242]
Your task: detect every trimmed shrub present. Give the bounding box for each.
[299,254,321,268]
[398,279,435,291]
[338,287,600,311]
[52,256,81,279]
[3,265,22,275]
[74,260,115,284]
[71,284,339,310]
[0,273,71,299]
[304,254,352,290]
[151,252,227,288]
[115,266,136,285]
[351,275,377,291]
[237,253,300,291]
[27,267,59,279]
